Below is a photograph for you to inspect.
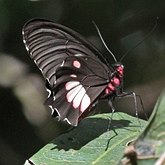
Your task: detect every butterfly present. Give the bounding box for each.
[22,19,124,126]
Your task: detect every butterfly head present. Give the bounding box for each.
[112,63,124,78]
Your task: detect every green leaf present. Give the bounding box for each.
[119,89,165,165]
[26,112,147,165]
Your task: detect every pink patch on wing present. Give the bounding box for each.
[66,85,82,102]
[73,60,81,68]
[72,87,86,109]
[65,81,80,91]
[65,81,90,111]
[80,94,91,112]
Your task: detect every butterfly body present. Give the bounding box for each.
[23,19,124,126]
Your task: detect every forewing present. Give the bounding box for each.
[22,19,110,85]
[22,19,111,126]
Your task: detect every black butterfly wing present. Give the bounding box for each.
[45,56,110,126]
[23,19,112,126]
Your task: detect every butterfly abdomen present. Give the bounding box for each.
[105,64,124,95]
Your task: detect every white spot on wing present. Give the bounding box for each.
[49,105,60,117]
[65,81,80,91]
[75,53,83,57]
[38,66,44,74]
[50,106,75,126]
[45,78,51,97]
[23,38,26,44]
[34,60,37,64]
[80,94,91,112]
[61,60,65,66]
[72,87,86,109]
[49,105,54,115]
[65,81,91,111]
[66,85,82,102]
[46,88,51,97]
[25,44,29,51]
[64,118,72,125]
[70,74,77,78]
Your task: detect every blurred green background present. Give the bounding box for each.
[0,0,165,164]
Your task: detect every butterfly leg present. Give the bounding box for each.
[115,92,146,129]
[117,92,139,118]
[116,92,146,118]
[105,99,118,151]
[135,94,148,120]
[107,100,115,131]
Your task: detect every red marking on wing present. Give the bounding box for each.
[73,60,81,68]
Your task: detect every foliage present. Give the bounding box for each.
[26,113,147,165]
[119,89,165,165]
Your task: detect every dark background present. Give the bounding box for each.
[0,0,165,164]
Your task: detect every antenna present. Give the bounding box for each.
[119,17,159,62]
[92,21,118,63]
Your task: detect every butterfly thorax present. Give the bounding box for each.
[105,63,124,96]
